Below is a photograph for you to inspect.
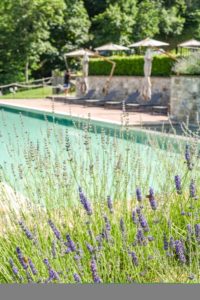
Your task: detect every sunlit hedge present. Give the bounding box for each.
[89,55,176,76]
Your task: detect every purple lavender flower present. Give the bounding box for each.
[9,258,18,276]
[43,258,51,268]
[163,233,168,251]
[187,224,193,235]
[78,187,92,215]
[52,240,56,258]
[136,207,141,215]
[28,258,37,275]
[136,229,145,245]
[18,220,33,240]
[48,220,61,240]
[130,252,139,266]
[16,247,28,270]
[48,269,60,281]
[148,236,154,242]
[74,273,81,283]
[148,188,157,210]
[26,270,33,283]
[185,144,193,170]
[169,237,175,250]
[96,234,103,250]
[175,175,182,194]
[104,215,111,232]
[91,258,102,283]
[185,144,191,162]
[138,214,149,232]
[175,240,186,263]
[195,224,200,242]
[136,187,142,202]
[86,243,94,254]
[66,234,76,252]
[43,258,59,282]
[190,180,198,199]
[132,210,138,224]
[107,196,113,213]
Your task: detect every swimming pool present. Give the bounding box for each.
[0,104,190,207]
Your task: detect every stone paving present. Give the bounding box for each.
[0,99,169,126]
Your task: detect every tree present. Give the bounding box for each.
[83,0,107,18]
[0,0,65,83]
[134,0,161,39]
[159,6,185,37]
[92,0,137,45]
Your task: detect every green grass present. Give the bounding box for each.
[0,87,53,99]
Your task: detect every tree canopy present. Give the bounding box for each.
[0,0,200,83]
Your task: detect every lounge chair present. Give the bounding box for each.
[104,92,125,109]
[84,90,118,107]
[48,89,96,104]
[65,89,96,104]
[125,91,140,111]
[151,105,168,115]
[137,93,163,112]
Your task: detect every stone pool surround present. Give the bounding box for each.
[170,76,200,123]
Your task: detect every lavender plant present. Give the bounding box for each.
[0,110,200,284]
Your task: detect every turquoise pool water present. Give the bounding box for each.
[0,104,186,205]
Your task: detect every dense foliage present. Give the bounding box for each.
[89,56,175,76]
[0,0,200,82]
[173,52,200,75]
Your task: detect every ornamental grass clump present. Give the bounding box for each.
[1,112,200,283]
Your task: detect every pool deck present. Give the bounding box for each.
[0,99,169,126]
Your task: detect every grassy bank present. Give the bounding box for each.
[0,87,53,99]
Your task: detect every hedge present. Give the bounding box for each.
[89,55,176,77]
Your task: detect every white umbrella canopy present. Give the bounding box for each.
[95,43,129,51]
[65,48,96,57]
[130,38,169,48]
[178,39,200,48]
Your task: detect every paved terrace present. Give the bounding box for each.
[0,99,169,126]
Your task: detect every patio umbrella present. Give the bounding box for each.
[178,39,200,48]
[140,49,154,101]
[82,52,89,93]
[95,43,129,51]
[64,48,96,57]
[64,49,96,94]
[130,38,169,48]
[130,38,169,101]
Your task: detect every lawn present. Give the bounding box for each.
[0,87,54,99]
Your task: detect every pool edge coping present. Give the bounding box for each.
[0,101,192,144]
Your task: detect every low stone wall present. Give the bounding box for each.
[83,76,171,105]
[170,76,200,123]
[52,75,171,105]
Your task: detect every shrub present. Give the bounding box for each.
[173,52,200,75]
[89,55,175,77]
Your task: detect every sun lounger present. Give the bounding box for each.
[65,89,96,103]
[47,89,96,104]
[125,91,140,111]
[151,105,168,115]
[84,90,118,106]
[136,93,162,112]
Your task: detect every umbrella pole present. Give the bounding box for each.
[85,48,116,95]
